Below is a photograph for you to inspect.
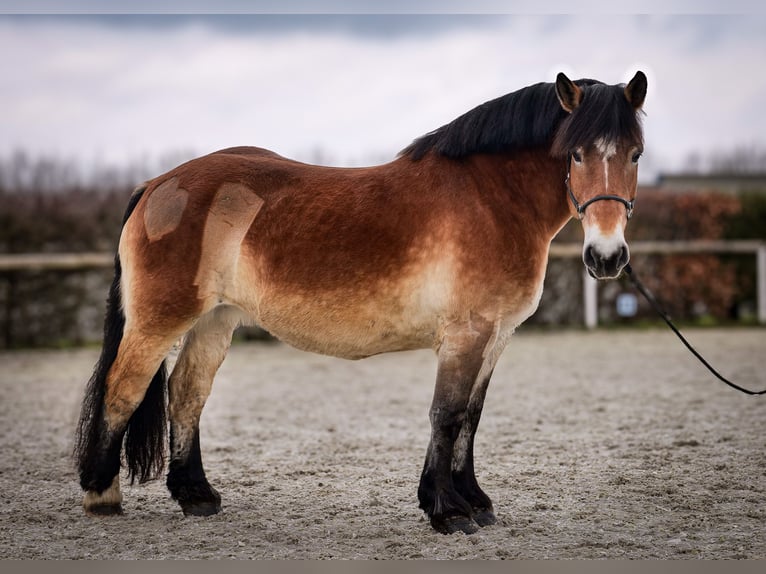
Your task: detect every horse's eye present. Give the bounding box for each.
[632,151,642,164]
[571,151,583,164]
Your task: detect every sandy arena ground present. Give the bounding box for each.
[0,328,764,559]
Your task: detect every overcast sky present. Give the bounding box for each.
[2,10,765,182]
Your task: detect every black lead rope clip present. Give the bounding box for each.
[623,263,766,396]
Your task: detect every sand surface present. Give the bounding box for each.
[1,328,764,559]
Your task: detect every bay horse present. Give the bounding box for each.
[75,71,647,534]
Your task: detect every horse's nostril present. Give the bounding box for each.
[616,244,629,269]
[583,245,596,268]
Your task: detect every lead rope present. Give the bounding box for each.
[623,263,766,396]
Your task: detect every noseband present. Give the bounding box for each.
[565,153,635,220]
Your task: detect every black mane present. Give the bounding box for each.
[400,78,643,160]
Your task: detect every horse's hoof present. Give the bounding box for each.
[85,503,123,517]
[473,508,497,527]
[180,500,221,517]
[83,477,122,516]
[432,514,480,535]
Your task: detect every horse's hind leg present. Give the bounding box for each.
[80,328,181,515]
[166,305,242,516]
[418,315,498,535]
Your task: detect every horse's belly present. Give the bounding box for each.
[233,246,458,359]
[255,298,439,360]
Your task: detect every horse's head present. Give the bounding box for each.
[553,71,647,279]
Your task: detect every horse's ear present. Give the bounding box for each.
[555,72,582,113]
[624,71,647,109]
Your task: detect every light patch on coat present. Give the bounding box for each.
[143,177,189,241]
[194,183,264,307]
[409,253,456,329]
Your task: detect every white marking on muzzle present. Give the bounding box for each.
[583,222,629,278]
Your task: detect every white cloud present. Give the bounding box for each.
[1,15,765,182]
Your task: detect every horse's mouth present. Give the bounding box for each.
[586,265,625,281]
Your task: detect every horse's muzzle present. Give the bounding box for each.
[583,242,629,280]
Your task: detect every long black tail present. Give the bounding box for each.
[74,186,169,488]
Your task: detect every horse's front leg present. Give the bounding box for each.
[418,316,497,534]
[451,368,496,526]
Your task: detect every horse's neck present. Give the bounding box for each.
[462,150,572,241]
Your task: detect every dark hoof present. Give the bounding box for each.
[169,478,221,517]
[473,508,497,527]
[432,514,480,535]
[85,503,123,517]
[180,500,221,517]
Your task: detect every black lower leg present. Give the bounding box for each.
[78,423,125,515]
[166,428,221,516]
[452,454,495,526]
[420,319,495,534]
[418,409,478,535]
[79,422,124,493]
[451,372,495,527]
